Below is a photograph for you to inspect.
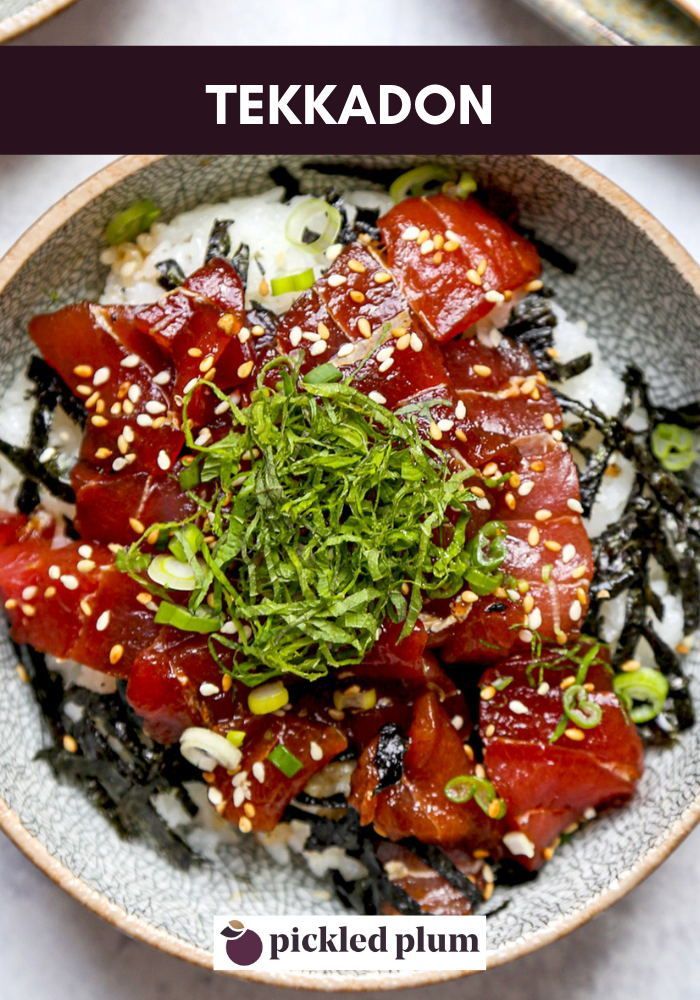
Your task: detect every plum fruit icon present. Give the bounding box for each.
[220,920,264,966]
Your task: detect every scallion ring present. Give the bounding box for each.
[270,268,316,296]
[154,601,221,633]
[651,422,697,473]
[444,774,507,818]
[468,521,507,572]
[179,727,242,772]
[562,684,602,729]
[613,667,669,724]
[268,743,303,778]
[442,171,478,201]
[465,566,503,596]
[284,199,342,254]
[147,554,197,592]
[104,199,160,246]
[389,164,454,203]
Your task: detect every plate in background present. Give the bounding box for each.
[0,0,78,43]
[519,0,700,43]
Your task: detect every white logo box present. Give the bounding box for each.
[213,914,487,972]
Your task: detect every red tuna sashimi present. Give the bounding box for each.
[71,465,200,545]
[29,303,183,477]
[438,515,594,664]
[0,510,55,546]
[0,538,158,674]
[350,690,500,851]
[380,194,540,342]
[374,841,486,915]
[479,646,644,869]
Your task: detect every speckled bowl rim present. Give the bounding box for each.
[0,154,698,991]
[0,0,78,43]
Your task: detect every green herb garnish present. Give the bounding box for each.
[444,774,506,818]
[117,356,496,687]
[104,199,161,246]
[268,743,303,778]
[651,422,697,473]
[613,667,669,725]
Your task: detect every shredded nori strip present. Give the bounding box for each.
[205,219,233,263]
[15,642,200,868]
[404,839,483,909]
[155,259,186,291]
[502,290,592,383]
[230,242,250,285]
[0,440,74,503]
[373,723,406,792]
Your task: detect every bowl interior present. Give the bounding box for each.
[0,154,698,989]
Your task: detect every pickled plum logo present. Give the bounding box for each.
[220,920,264,966]
[213,915,487,972]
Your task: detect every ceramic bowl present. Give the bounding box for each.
[518,0,700,44]
[0,154,698,990]
[0,0,78,42]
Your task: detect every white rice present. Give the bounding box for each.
[0,187,690,877]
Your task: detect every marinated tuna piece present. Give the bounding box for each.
[0,538,157,674]
[374,841,486,916]
[350,691,500,851]
[479,644,644,869]
[380,194,540,341]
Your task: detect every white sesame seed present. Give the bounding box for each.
[195,428,212,447]
[484,290,505,304]
[252,761,266,782]
[183,377,198,394]
[562,543,576,564]
[38,446,56,463]
[153,370,171,386]
[120,354,140,369]
[327,273,346,288]
[368,391,387,405]
[309,741,324,761]
[567,498,584,514]
[569,599,582,622]
[376,346,395,363]
[518,629,533,643]
[127,384,142,404]
[445,230,460,242]
[78,544,93,559]
[537,681,550,696]
[232,787,246,808]
[401,226,420,241]
[95,610,111,632]
[437,418,454,432]
[455,399,467,420]
[410,332,423,353]
[207,786,224,806]
[337,343,354,358]
[289,325,302,347]
[508,699,529,715]
[21,586,38,601]
[528,607,543,630]
[199,682,220,697]
[157,450,171,471]
[77,559,96,573]
[112,457,128,472]
[326,243,343,262]
[378,358,394,373]
[92,366,110,386]
[214,400,229,415]
[503,831,535,858]
[48,564,61,580]
[60,575,79,591]
[476,497,492,511]
[518,481,535,497]
[309,340,327,357]
[451,715,464,731]
[136,414,153,428]
[420,239,435,256]
[145,400,166,415]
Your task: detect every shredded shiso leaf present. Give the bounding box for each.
[117,356,488,687]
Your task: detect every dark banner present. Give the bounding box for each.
[1,46,696,153]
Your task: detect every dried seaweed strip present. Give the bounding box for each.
[205,219,233,263]
[155,259,186,291]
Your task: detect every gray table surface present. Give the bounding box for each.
[0,155,698,998]
[12,0,567,45]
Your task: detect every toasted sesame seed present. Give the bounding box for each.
[518,481,534,497]
[484,289,505,304]
[564,727,585,742]
[543,540,561,553]
[90,414,108,428]
[373,271,392,284]
[109,644,124,666]
[73,364,93,378]
[317,322,330,340]
[237,360,254,379]
[525,279,544,293]
[523,593,535,613]
[621,659,641,673]
[429,421,443,442]
[527,525,540,547]
[480,685,496,701]
[327,273,346,288]
[542,413,555,430]
[567,498,584,514]
[238,816,253,833]
[62,734,79,754]
[569,599,582,622]
[349,289,366,304]
[466,269,482,286]
[368,390,387,405]
[145,400,166,415]
[444,239,460,252]
[199,354,215,374]
[535,508,552,521]
[348,258,366,273]
[358,317,372,339]
[410,332,423,352]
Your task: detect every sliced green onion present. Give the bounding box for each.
[284,198,342,254]
[444,774,507,818]
[168,524,203,563]
[562,684,602,729]
[104,199,160,246]
[148,554,197,591]
[651,423,697,473]
[453,171,477,199]
[154,601,221,633]
[468,521,507,572]
[333,687,377,711]
[613,667,669,724]
[179,726,242,771]
[226,729,246,747]
[248,680,289,715]
[465,567,503,596]
[389,164,453,203]
[549,714,568,744]
[491,675,513,692]
[270,268,316,296]
[268,743,303,778]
